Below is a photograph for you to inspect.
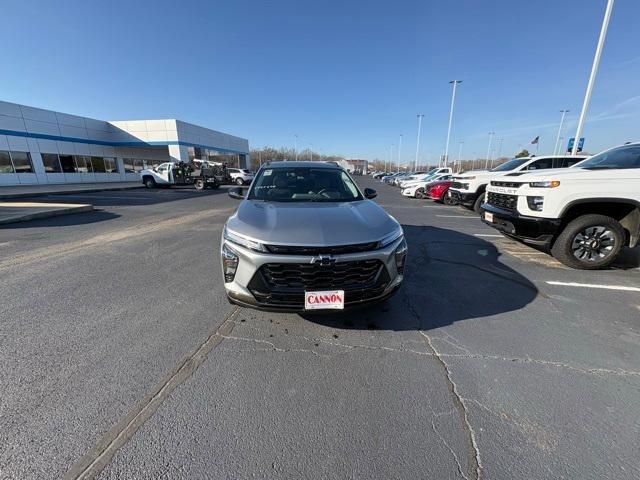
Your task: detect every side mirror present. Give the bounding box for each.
[364,188,377,199]
[228,187,245,200]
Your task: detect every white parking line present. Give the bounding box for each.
[546,281,640,292]
[473,234,503,238]
[436,215,478,218]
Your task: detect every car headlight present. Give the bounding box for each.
[527,196,544,211]
[394,237,408,274]
[378,226,404,248]
[529,180,560,188]
[223,226,267,252]
[221,243,239,282]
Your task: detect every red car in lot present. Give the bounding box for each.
[427,179,457,205]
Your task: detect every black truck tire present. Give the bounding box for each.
[551,214,625,270]
[194,179,205,190]
[473,192,485,213]
[143,176,156,188]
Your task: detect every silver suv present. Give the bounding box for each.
[221,161,407,311]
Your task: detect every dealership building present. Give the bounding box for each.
[0,100,250,186]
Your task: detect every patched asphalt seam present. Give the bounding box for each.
[64,306,241,480]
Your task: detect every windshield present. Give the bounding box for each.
[247,167,363,202]
[575,145,640,170]
[490,158,529,172]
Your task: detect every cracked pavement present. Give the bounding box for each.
[1,180,639,479]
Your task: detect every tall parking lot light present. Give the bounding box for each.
[572,0,615,156]
[445,80,462,166]
[554,110,569,155]
[415,114,424,172]
[485,132,495,169]
[397,134,403,172]
[456,141,464,173]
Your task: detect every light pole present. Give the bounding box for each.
[397,134,403,172]
[309,143,313,161]
[572,0,615,155]
[554,110,569,155]
[495,138,504,166]
[444,80,462,166]
[485,132,495,169]
[415,114,424,172]
[293,134,298,161]
[456,141,464,173]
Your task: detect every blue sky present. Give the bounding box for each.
[2,0,639,164]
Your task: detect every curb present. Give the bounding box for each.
[0,185,143,200]
[0,204,94,225]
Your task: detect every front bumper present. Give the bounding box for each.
[221,237,405,312]
[448,190,477,206]
[480,204,561,247]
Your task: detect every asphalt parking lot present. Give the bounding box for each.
[1,179,639,479]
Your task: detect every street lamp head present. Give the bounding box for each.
[449,80,463,84]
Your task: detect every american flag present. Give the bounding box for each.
[531,136,539,145]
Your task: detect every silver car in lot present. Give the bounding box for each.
[220,161,407,312]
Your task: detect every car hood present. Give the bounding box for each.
[506,167,592,181]
[226,199,400,246]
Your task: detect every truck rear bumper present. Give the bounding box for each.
[480,204,561,248]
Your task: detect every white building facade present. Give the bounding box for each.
[0,101,250,186]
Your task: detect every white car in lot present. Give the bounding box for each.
[227,168,255,185]
[398,167,451,189]
[401,173,453,198]
[449,155,587,212]
[481,143,640,269]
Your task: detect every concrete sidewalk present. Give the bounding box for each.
[0,202,93,225]
[0,182,142,199]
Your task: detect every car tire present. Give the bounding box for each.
[551,214,625,270]
[235,177,244,185]
[443,192,457,206]
[473,192,485,213]
[143,177,156,189]
[415,188,425,199]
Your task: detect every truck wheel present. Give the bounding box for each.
[551,214,625,270]
[235,177,244,185]
[143,177,156,189]
[194,179,205,191]
[473,192,485,213]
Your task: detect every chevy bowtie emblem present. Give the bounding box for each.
[311,254,336,266]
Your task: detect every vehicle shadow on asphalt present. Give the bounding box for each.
[301,225,539,331]
[0,210,121,229]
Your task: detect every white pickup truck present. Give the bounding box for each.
[140,161,227,189]
[449,155,587,212]
[481,143,640,269]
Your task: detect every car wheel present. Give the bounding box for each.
[473,192,485,213]
[235,177,244,185]
[144,177,156,189]
[551,214,625,270]
[415,188,425,199]
[194,179,205,190]
[443,192,457,206]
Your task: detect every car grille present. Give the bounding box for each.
[264,241,379,255]
[490,181,522,188]
[451,182,469,190]
[487,192,518,211]
[248,260,390,308]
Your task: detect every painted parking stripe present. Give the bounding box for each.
[436,215,479,218]
[546,281,640,292]
[473,234,503,238]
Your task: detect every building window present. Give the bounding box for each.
[59,154,76,173]
[0,151,14,173]
[91,156,106,172]
[123,158,135,173]
[187,147,195,161]
[133,159,145,171]
[74,155,93,173]
[42,153,62,173]
[104,157,118,173]
[11,152,34,173]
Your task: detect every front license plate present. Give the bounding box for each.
[305,290,345,310]
[485,212,494,223]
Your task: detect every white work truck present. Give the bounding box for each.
[481,143,640,269]
[140,160,228,190]
[449,155,587,212]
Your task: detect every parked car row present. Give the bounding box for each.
[375,143,640,270]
